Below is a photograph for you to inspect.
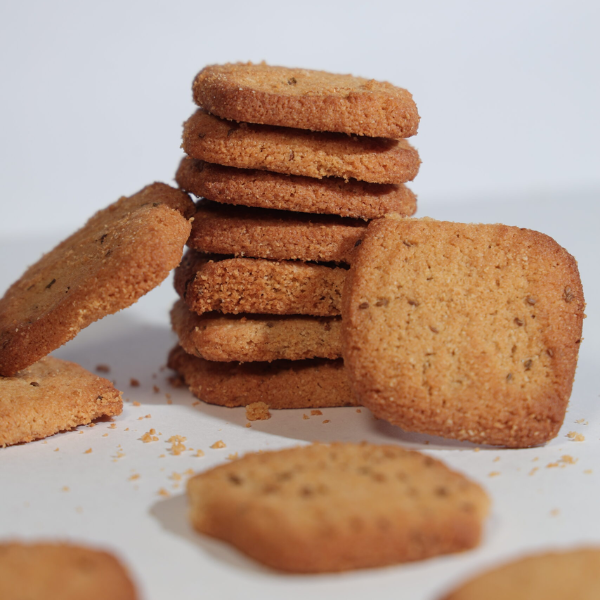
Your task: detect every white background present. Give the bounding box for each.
[1,2,600,599]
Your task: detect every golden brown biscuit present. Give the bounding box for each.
[0,356,122,447]
[441,548,600,600]
[0,542,138,600]
[168,345,355,408]
[188,200,367,263]
[187,442,489,573]
[174,251,346,317]
[176,157,417,219]
[0,183,195,377]
[193,62,420,138]
[182,109,421,184]
[170,300,341,362]
[342,216,585,448]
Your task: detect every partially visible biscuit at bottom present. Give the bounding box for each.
[441,548,600,600]
[187,442,490,573]
[167,345,356,408]
[0,542,138,600]
[0,356,122,447]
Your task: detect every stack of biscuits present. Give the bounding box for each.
[168,62,421,411]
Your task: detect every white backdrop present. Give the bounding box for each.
[0,0,598,237]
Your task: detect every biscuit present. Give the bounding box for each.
[342,216,585,448]
[0,356,122,447]
[182,109,421,184]
[187,442,489,573]
[0,542,138,599]
[441,548,600,600]
[0,183,195,377]
[168,345,355,409]
[174,251,346,317]
[170,300,342,362]
[188,200,367,263]
[176,157,417,219]
[192,63,420,139]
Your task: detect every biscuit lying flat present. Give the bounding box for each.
[441,548,600,600]
[187,442,489,573]
[168,346,355,408]
[0,356,122,447]
[342,217,585,448]
[170,300,341,362]
[182,110,421,184]
[193,63,420,138]
[0,542,138,600]
[176,158,417,219]
[175,251,346,317]
[188,200,367,263]
[0,183,195,377]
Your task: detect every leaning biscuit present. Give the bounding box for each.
[174,251,346,317]
[188,200,367,263]
[342,217,585,448]
[441,548,600,600]
[192,62,419,138]
[0,183,195,377]
[170,300,342,362]
[0,356,122,447]
[168,345,355,408]
[176,157,417,219]
[182,109,421,184]
[0,542,138,600]
[187,442,489,573]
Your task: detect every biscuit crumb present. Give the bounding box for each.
[109,424,117,429]
[171,442,186,455]
[567,431,585,442]
[311,410,323,416]
[195,450,205,457]
[130,378,140,387]
[102,433,108,437]
[171,472,182,482]
[54,448,59,452]
[84,448,92,454]
[473,448,480,452]
[132,401,141,407]
[227,453,239,461]
[488,471,500,477]
[192,401,201,406]
[246,402,271,421]
[493,457,500,462]
[62,486,69,492]
[323,419,331,424]
[529,467,539,476]
[245,423,251,428]
[96,364,110,373]
[584,469,593,474]
[157,488,170,497]
[140,429,159,443]
[153,385,160,394]
[575,418,588,424]
[87,423,96,428]
[125,428,129,431]
[550,508,560,516]
[165,393,171,402]
[302,414,309,420]
[356,409,362,413]
[211,440,226,449]
[129,474,140,481]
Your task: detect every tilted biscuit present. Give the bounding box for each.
[176,157,417,219]
[170,300,342,362]
[174,251,346,317]
[168,345,355,408]
[187,442,489,573]
[0,183,195,376]
[0,356,122,447]
[188,200,367,263]
[441,548,600,600]
[0,542,138,600]
[342,217,585,448]
[182,109,421,184]
[193,62,419,138]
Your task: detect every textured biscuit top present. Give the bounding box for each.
[187,442,489,573]
[188,200,367,263]
[182,110,421,184]
[342,217,585,448]
[0,356,122,447]
[193,62,420,138]
[441,548,600,600]
[176,157,417,219]
[0,183,195,376]
[0,542,138,600]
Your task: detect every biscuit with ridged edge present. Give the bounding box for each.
[168,346,355,408]
[0,542,138,599]
[170,299,341,362]
[342,216,585,448]
[0,356,122,447]
[174,251,346,317]
[188,200,367,263]
[176,157,417,219]
[187,442,489,573]
[0,183,195,377]
[441,548,600,600]
[193,62,420,139]
[182,110,420,184]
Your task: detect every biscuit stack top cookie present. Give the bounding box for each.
[171,63,421,410]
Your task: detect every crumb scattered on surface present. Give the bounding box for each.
[356,409,362,413]
[125,428,129,431]
[584,469,593,474]
[311,410,323,416]
[153,385,160,394]
[550,508,560,516]
[109,424,117,429]
[488,471,500,477]
[303,414,309,420]
[245,423,251,428]
[84,448,92,454]
[211,440,226,449]
[159,454,166,458]
[575,418,588,425]
[62,486,69,492]
[140,429,159,443]
[54,448,59,452]
[87,423,96,428]
[78,431,84,435]
[532,457,539,462]
[323,419,330,424]
[561,455,577,464]
[493,457,500,462]
[102,433,108,437]
[132,401,141,407]
[195,450,205,457]
[130,378,140,387]
[547,455,578,469]
[227,453,239,460]
[129,474,140,481]
[96,364,110,373]
[184,469,194,476]
[529,467,539,476]
[192,401,201,406]
[171,472,182,482]
[246,402,271,421]
[473,448,480,453]
[167,435,187,455]
[158,488,170,497]
[567,431,585,441]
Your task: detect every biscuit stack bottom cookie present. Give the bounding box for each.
[168,62,421,412]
